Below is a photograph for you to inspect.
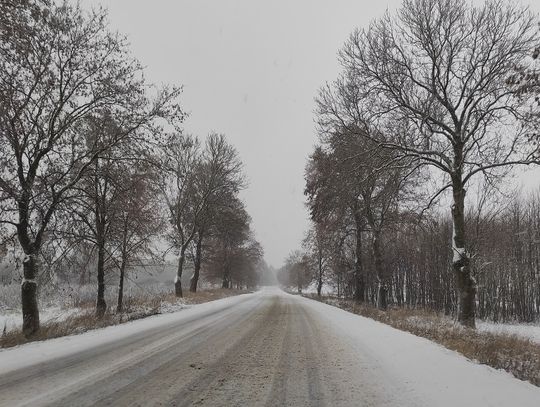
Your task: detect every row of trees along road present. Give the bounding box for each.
[0,0,263,337]
[286,0,540,328]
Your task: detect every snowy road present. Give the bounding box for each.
[0,287,539,407]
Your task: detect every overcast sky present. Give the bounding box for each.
[80,0,540,267]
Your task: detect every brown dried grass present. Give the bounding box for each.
[1,288,248,349]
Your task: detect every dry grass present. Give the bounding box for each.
[307,295,540,387]
[0,309,160,348]
[181,288,248,304]
[1,288,248,349]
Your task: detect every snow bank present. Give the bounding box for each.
[0,306,82,333]
[0,282,188,333]
[296,293,540,407]
[1,288,539,407]
[477,321,540,344]
[0,291,256,375]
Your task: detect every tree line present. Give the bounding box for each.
[0,0,263,337]
[279,0,540,327]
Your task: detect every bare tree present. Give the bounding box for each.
[302,222,333,297]
[203,196,251,289]
[0,1,181,335]
[277,250,312,293]
[305,144,366,302]
[324,0,539,327]
[162,133,244,297]
[189,190,230,293]
[113,164,164,313]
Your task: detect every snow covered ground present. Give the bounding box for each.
[298,294,540,406]
[319,295,540,345]
[477,321,540,344]
[0,292,248,376]
[0,288,538,406]
[0,281,187,334]
[0,306,83,333]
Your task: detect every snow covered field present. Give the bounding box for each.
[0,306,83,334]
[318,295,540,345]
[478,321,540,345]
[0,281,186,334]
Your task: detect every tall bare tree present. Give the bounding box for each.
[322,0,539,327]
[0,1,181,335]
[302,222,333,297]
[203,196,251,289]
[162,133,244,297]
[305,144,366,302]
[113,164,164,313]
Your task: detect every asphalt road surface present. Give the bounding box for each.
[0,288,538,407]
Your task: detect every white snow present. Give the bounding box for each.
[451,223,467,263]
[0,298,191,334]
[477,321,540,344]
[20,278,37,285]
[0,292,255,375]
[294,293,540,407]
[0,288,538,406]
[453,246,466,262]
[0,306,83,333]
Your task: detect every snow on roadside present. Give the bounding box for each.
[0,296,191,334]
[0,291,256,375]
[477,321,540,344]
[317,295,540,345]
[296,293,540,407]
[0,306,82,333]
[159,299,190,313]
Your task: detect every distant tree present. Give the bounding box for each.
[305,143,366,302]
[229,236,264,289]
[302,222,332,297]
[278,251,312,293]
[112,164,164,313]
[189,143,246,292]
[203,197,251,289]
[257,262,278,286]
[162,133,244,297]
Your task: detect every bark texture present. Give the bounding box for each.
[21,253,39,337]
[117,258,126,313]
[452,182,476,328]
[222,268,230,289]
[372,232,388,311]
[189,233,203,293]
[96,240,107,318]
[353,213,365,303]
[176,252,185,297]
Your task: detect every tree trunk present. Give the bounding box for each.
[21,252,40,337]
[317,250,323,297]
[451,181,476,328]
[190,233,203,293]
[117,218,129,313]
[116,257,126,313]
[176,250,185,297]
[372,231,388,310]
[354,213,365,303]
[222,267,230,289]
[96,240,107,318]
[18,194,40,337]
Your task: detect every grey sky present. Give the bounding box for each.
[80,0,539,267]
